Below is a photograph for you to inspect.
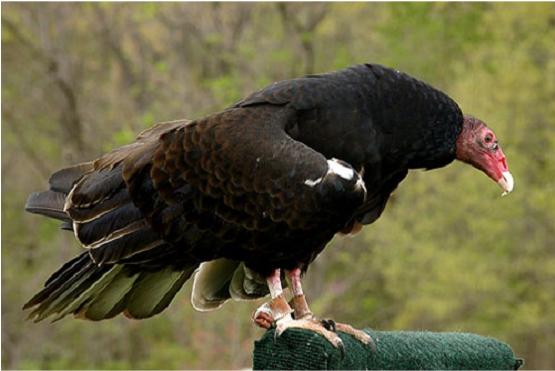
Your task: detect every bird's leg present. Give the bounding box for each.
[252,269,293,329]
[286,268,312,320]
[262,268,343,350]
[252,268,344,350]
[286,268,375,349]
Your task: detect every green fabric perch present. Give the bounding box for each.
[253,328,523,370]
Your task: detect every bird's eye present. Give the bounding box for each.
[484,135,492,143]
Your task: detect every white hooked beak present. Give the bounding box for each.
[498,171,515,197]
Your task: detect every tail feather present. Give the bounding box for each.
[191,259,273,312]
[68,166,126,208]
[48,162,94,193]
[60,221,74,231]
[24,252,197,322]
[77,268,140,321]
[25,191,70,222]
[28,260,109,322]
[124,267,194,319]
[66,187,130,223]
[23,253,89,309]
[24,122,201,322]
[230,263,271,300]
[51,265,126,322]
[88,227,162,265]
[191,259,239,311]
[26,161,93,225]
[75,202,144,245]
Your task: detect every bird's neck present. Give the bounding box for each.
[357,65,464,171]
[401,128,462,171]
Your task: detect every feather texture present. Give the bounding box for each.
[191,259,239,311]
[24,63,465,322]
[124,267,195,319]
[25,191,70,222]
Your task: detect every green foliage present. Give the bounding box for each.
[2,3,554,369]
[204,74,244,107]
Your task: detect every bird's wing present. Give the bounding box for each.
[134,105,361,238]
[24,120,203,321]
[24,104,365,322]
[57,120,188,265]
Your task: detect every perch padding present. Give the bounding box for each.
[253,328,522,370]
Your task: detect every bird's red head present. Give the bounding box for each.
[455,115,514,196]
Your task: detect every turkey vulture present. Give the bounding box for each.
[24,63,514,350]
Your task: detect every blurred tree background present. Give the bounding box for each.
[2,2,554,369]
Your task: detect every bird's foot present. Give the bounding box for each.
[253,295,343,351]
[288,293,373,349]
[288,294,374,350]
[252,294,293,330]
[275,316,345,352]
[333,321,375,350]
[253,302,273,329]
[253,293,374,352]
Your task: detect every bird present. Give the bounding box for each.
[24,63,514,350]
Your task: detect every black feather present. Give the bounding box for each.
[23,253,89,309]
[49,163,93,193]
[76,202,144,245]
[88,226,161,264]
[69,166,125,208]
[60,221,73,231]
[66,187,130,222]
[25,191,69,222]
[26,257,110,321]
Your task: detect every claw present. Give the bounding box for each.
[274,317,345,351]
[335,323,376,352]
[337,338,345,360]
[321,318,336,332]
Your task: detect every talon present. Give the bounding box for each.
[321,319,336,332]
[273,318,344,350]
[260,270,360,354]
[336,338,345,360]
[275,322,285,337]
[368,336,377,352]
[334,322,376,351]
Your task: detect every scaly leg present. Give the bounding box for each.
[286,268,375,349]
[286,268,312,319]
[252,269,344,350]
[253,269,293,329]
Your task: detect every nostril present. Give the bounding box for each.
[499,157,508,171]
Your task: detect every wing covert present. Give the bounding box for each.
[150,105,365,233]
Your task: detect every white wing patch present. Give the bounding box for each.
[304,158,355,187]
[327,158,354,180]
[304,177,323,187]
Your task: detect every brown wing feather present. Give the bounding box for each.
[61,121,189,264]
[149,106,336,232]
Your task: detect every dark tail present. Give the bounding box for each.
[24,161,197,322]
[24,124,199,322]
[25,162,94,227]
[24,252,197,322]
